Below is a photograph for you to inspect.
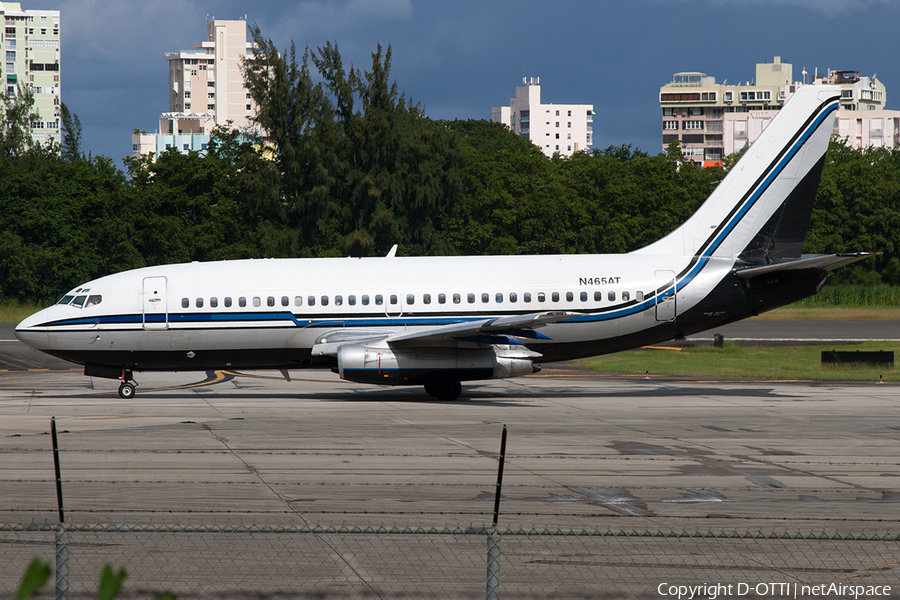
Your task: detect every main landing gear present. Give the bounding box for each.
[424,378,462,402]
[118,370,137,399]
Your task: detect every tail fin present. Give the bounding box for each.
[635,85,840,263]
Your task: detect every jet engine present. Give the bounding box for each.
[335,344,540,386]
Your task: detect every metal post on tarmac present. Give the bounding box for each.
[51,417,68,600]
[487,424,507,600]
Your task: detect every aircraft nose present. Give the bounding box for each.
[14,308,51,348]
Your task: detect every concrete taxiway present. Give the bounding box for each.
[1,351,899,533]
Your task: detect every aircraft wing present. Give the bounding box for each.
[734,253,876,279]
[311,311,577,357]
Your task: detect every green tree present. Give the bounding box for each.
[60,102,83,160]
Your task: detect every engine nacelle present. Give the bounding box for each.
[336,344,539,385]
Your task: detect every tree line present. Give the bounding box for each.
[1,31,898,304]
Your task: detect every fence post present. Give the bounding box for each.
[486,529,500,600]
[487,424,507,600]
[55,524,68,600]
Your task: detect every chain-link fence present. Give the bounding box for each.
[3,523,899,599]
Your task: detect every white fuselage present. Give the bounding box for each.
[14,250,737,369]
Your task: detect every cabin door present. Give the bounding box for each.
[142,276,168,330]
[384,290,404,317]
[654,270,676,322]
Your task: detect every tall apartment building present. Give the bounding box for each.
[492,78,594,158]
[132,18,256,158]
[659,56,893,164]
[2,2,60,147]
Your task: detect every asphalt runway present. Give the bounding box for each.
[1,327,899,533]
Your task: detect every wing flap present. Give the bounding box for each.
[387,311,577,345]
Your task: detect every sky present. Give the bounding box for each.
[56,0,900,163]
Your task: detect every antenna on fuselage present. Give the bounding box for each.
[386,244,398,258]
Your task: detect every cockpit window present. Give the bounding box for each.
[71,295,87,308]
[85,295,102,307]
[57,295,75,305]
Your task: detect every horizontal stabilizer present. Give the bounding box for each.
[734,253,876,278]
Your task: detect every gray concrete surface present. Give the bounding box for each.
[1,358,898,534]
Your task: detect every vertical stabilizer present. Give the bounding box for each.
[635,85,840,263]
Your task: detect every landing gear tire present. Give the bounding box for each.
[424,379,462,401]
[118,382,136,399]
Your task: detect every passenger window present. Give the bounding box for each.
[423,294,431,305]
[510,292,517,303]
[580,292,587,302]
[623,291,630,301]
[253,297,261,307]
[281,296,289,307]
[362,295,370,305]
[636,291,644,301]
[438,293,445,304]
[566,292,574,302]
[537,292,545,302]
[267,296,275,307]
[334,295,343,306]
[552,292,560,302]
[608,291,616,301]
[72,296,87,308]
[210,297,218,308]
[348,295,356,306]
[196,297,204,308]
[406,294,415,305]
[453,293,461,304]
[495,293,502,303]
[481,293,489,303]
[294,296,303,306]
[524,292,532,303]
[239,297,247,307]
[182,297,189,308]
[594,291,602,302]
[375,295,383,305]
[85,295,102,307]
[467,293,475,303]
[390,295,398,305]
[308,296,316,306]
[321,296,329,306]
[224,297,232,308]
[58,295,75,305]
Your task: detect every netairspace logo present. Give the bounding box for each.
[657,582,892,599]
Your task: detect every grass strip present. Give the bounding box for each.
[578,341,899,382]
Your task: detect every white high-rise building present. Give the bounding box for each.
[1,2,61,147]
[660,56,898,163]
[492,78,594,158]
[133,18,257,158]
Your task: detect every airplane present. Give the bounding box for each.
[15,85,872,401]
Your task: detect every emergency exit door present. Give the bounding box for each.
[142,276,168,330]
